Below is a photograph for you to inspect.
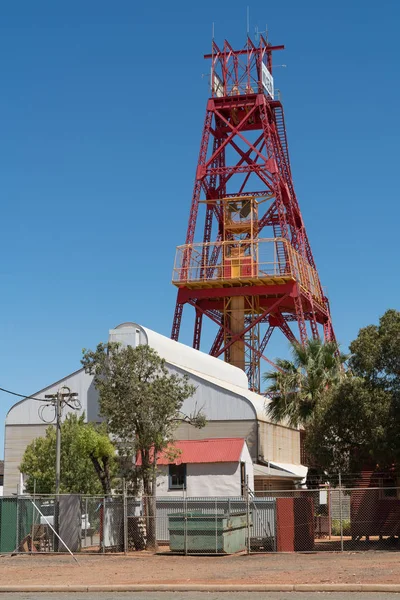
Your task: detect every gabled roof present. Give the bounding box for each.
[137,438,246,466]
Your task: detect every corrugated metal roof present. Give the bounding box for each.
[269,461,308,481]
[137,438,246,465]
[254,463,303,480]
[110,322,249,390]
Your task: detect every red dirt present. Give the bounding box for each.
[0,552,399,586]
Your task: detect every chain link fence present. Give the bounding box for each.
[1,485,400,554]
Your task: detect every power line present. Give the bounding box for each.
[0,386,52,403]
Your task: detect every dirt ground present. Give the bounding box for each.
[0,552,400,586]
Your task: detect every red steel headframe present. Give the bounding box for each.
[171,34,335,393]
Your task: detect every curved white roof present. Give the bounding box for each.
[6,321,273,426]
[110,322,249,390]
[109,322,271,422]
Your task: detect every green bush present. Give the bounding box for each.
[331,519,351,536]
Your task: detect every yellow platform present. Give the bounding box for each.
[173,274,295,290]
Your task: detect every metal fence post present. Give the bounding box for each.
[30,483,36,555]
[15,496,20,553]
[328,484,332,540]
[184,491,188,556]
[84,498,88,547]
[339,472,344,552]
[102,497,106,554]
[246,476,251,554]
[215,498,218,554]
[123,479,128,555]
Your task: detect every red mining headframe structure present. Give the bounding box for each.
[171,35,335,394]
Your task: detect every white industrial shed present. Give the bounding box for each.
[4,322,306,495]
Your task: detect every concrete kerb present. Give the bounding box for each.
[1,584,400,593]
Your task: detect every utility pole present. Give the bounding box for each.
[44,386,79,550]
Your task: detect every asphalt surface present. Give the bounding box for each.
[1,594,400,600]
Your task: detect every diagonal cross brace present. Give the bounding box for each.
[214,295,288,359]
[188,299,285,372]
[203,101,264,172]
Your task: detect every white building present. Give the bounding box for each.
[4,322,306,495]
[141,438,254,497]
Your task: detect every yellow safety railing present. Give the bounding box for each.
[172,238,322,302]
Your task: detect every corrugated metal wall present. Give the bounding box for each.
[4,424,48,495]
[258,421,300,464]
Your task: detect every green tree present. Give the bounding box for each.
[20,413,116,495]
[81,343,205,550]
[305,310,400,475]
[73,421,117,495]
[305,377,391,474]
[349,308,400,388]
[263,339,347,428]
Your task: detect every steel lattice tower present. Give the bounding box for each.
[171,35,335,393]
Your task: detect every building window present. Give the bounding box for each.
[378,477,399,498]
[169,464,186,490]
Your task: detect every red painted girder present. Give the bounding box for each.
[210,95,259,110]
[171,302,184,341]
[208,164,272,177]
[278,319,297,344]
[214,295,288,358]
[193,300,296,314]
[193,309,203,350]
[257,99,291,244]
[201,103,261,172]
[227,138,273,188]
[292,289,308,345]
[217,122,267,134]
[184,109,213,247]
[210,326,224,356]
[200,206,214,280]
[177,282,296,302]
[189,300,280,371]
[269,100,318,271]
[213,132,267,194]
[204,44,284,58]
[257,201,278,232]
[177,291,329,324]
[200,133,224,279]
[247,324,275,384]
[222,190,269,199]
[211,104,268,168]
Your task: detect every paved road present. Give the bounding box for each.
[2,594,400,600]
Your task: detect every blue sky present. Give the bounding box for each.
[0,0,399,455]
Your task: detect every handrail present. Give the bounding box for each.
[172,238,322,302]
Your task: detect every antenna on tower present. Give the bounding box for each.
[255,24,269,42]
[212,21,215,41]
[246,6,250,36]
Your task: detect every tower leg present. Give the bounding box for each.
[278,319,297,344]
[171,301,184,341]
[293,289,308,345]
[210,326,224,356]
[248,324,274,390]
[193,310,203,350]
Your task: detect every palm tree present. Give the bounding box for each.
[263,339,347,428]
